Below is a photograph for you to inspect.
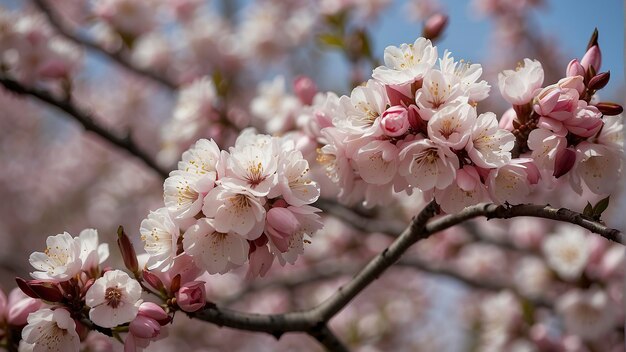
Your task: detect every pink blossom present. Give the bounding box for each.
[176,281,206,312]
[5,288,42,326]
[293,76,317,105]
[246,244,274,279]
[566,59,585,77]
[580,45,602,73]
[265,207,299,251]
[563,101,603,137]
[534,86,579,122]
[381,105,411,137]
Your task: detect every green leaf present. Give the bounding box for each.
[318,33,344,48]
[592,196,610,218]
[583,202,594,217]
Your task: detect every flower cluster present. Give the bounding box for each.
[0,10,81,84]
[14,229,172,351]
[500,42,623,196]
[319,37,513,212]
[144,129,322,279]
[318,36,623,213]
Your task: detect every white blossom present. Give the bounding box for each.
[498,58,544,105]
[398,138,459,191]
[542,225,590,280]
[466,112,515,168]
[29,232,82,282]
[183,218,249,274]
[557,288,616,340]
[20,308,79,352]
[140,207,179,271]
[372,37,438,85]
[202,185,266,240]
[78,229,109,271]
[85,270,142,328]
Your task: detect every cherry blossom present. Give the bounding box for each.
[29,232,82,282]
[140,207,180,271]
[498,58,544,105]
[85,270,142,328]
[372,37,438,85]
[20,308,80,352]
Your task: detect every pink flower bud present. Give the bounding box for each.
[266,207,299,239]
[6,288,42,326]
[423,13,448,40]
[553,148,576,178]
[534,86,578,121]
[381,106,411,137]
[566,59,585,77]
[385,85,414,107]
[138,302,169,325]
[293,76,317,105]
[499,108,517,131]
[580,45,602,73]
[564,102,603,138]
[175,281,206,312]
[129,315,161,339]
[246,245,274,279]
[117,226,139,275]
[142,270,165,292]
[588,71,610,90]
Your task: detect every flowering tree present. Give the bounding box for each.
[0,0,624,351]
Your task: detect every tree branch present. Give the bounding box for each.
[190,202,619,348]
[307,324,349,352]
[31,0,177,90]
[0,75,169,179]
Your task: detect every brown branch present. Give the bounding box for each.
[31,0,177,90]
[307,324,349,352]
[0,75,169,179]
[190,202,619,345]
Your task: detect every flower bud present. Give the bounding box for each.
[588,71,610,91]
[293,76,317,105]
[117,226,139,275]
[381,105,411,137]
[499,108,517,131]
[423,13,448,41]
[142,269,165,293]
[138,302,170,325]
[27,282,64,303]
[266,207,299,239]
[6,288,42,326]
[595,102,624,116]
[580,45,602,73]
[553,148,576,178]
[129,315,161,339]
[175,281,206,313]
[566,59,585,77]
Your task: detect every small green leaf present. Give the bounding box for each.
[318,33,344,48]
[592,196,610,218]
[583,202,594,217]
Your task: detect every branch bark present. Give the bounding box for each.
[190,202,620,351]
[31,0,177,90]
[0,75,169,179]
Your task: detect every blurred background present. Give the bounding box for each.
[0,0,624,351]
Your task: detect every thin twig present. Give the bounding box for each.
[0,75,169,178]
[31,0,177,90]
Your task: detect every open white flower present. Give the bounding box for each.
[354,140,399,185]
[557,288,616,340]
[78,229,109,271]
[183,218,249,274]
[29,232,82,282]
[21,308,80,352]
[487,160,539,205]
[163,170,204,220]
[337,79,387,136]
[398,138,459,191]
[527,128,566,171]
[427,103,476,149]
[270,149,320,206]
[498,58,544,105]
[415,69,464,120]
[202,185,266,239]
[542,225,589,280]
[178,138,221,193]
[222,140,278,197]
[466,112,515,168]
[140,207,179,271]
[439,50,490,103]
[85,270,142,328]
[372,37,438,85]
[570,142,622,195]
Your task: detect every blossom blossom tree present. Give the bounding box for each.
[0,0,624,351]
